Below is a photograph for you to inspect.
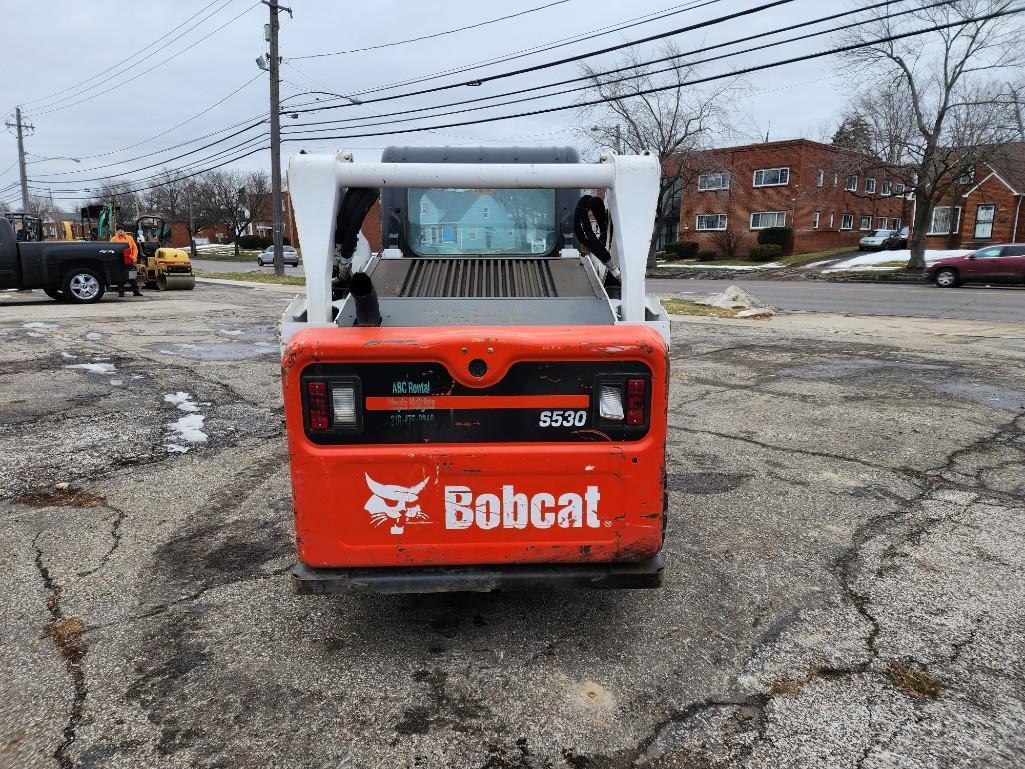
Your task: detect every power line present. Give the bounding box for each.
[284,0,948,135]
[18,0,721,184]
[284,0,793,116]
[11,0,234,112]
[26,2,261,117]
[27,72,265,166]
[291,0,573,59]
[282,0,722,110]
[277,7,1025,146]
[20,0,240,116]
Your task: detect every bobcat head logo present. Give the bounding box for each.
[364,474,430,535]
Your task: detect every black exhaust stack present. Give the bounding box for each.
[350,272,382,327]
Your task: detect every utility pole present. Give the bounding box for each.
[186,183,198,260]
[5,107,33,212]
[263,1,291,277]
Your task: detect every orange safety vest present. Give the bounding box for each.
[110,233,139,265]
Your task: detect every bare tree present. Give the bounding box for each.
[839,0,1025,270]
[91,178,142,221]
[576,43,738,267]
[201,169,271,257]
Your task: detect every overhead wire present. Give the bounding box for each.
[9,0,234,113]
[276,6,1024,146]
[282,0,723,109]
[290,0,573,59]
[26,1,262,117]
[282,0,950,135]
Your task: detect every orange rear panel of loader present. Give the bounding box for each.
[282,325,668,569]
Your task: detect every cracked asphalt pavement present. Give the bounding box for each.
[1,283,1024,769]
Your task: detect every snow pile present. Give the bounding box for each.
[23,322,58,329]
[84,331,104,341]
[65,362,116,375]
[694,285,776,318]
[162,392,208,453]
[61,352,77,359]
[828,249,970,271]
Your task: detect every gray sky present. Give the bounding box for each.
[0,0,849,210]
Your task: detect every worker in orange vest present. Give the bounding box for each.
[111,227,143,297]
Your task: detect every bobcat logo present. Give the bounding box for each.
[364,474,430,535]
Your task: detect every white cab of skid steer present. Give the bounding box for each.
[281,150,670,346]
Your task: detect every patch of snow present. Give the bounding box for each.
[830,249,969,270]
[65,362,116,375]
[110,379,123,385]
[219,329,245,336]
[131,375,144,380]
[61,352,77,359]
[84,331,104,341]
[164,392,200,412]
[166,413,207,445]
[23,322,58,329]
[26,332,44,338]
[164,443,189,454]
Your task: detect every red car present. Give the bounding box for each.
[924,244,1025,287]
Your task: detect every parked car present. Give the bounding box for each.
[256,245,299,266]
[924,244,1025,287]
[858,229,902,251]
[895,226,909,248]
[0,216,132,303]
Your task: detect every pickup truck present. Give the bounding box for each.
[0,217,132,303]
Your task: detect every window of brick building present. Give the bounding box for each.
[881,180,892,195]
[859,215,872,231]
[877,217,887,229]
[696,213,727,231]
[865,178,877,194]
[698,172,729,191]
[817,169,825,187]
[928,206,961,235]
[829,212,835,228]
[894,183,905,195]
[845,175,858,192]
[812,211,820,228]
[750,211,787,229]
[753,168,789,187]
[890,218,901,229]
[840,213,854,230]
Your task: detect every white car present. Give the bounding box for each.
[257,245,299,266]
[858,229,901,251]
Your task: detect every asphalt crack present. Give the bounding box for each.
[33,531,88,769]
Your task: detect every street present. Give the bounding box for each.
[1,283,1023,768]
[191,259,305,277]
[655,278,1025,324]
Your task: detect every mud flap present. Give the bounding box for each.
[291,556,664,594]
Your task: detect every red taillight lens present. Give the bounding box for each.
[306,381,330,430]
[626,378,646,425]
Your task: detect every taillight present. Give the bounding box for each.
[306,381,330,430]
[626,378,646,425]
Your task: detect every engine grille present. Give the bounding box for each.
[398,258,558,298]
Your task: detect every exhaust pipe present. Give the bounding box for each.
[350,272,381,327]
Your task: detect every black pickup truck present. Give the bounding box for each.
[0,217,131,303]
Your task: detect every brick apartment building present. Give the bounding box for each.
[674,139,910,255]
[922,143,1025,249]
